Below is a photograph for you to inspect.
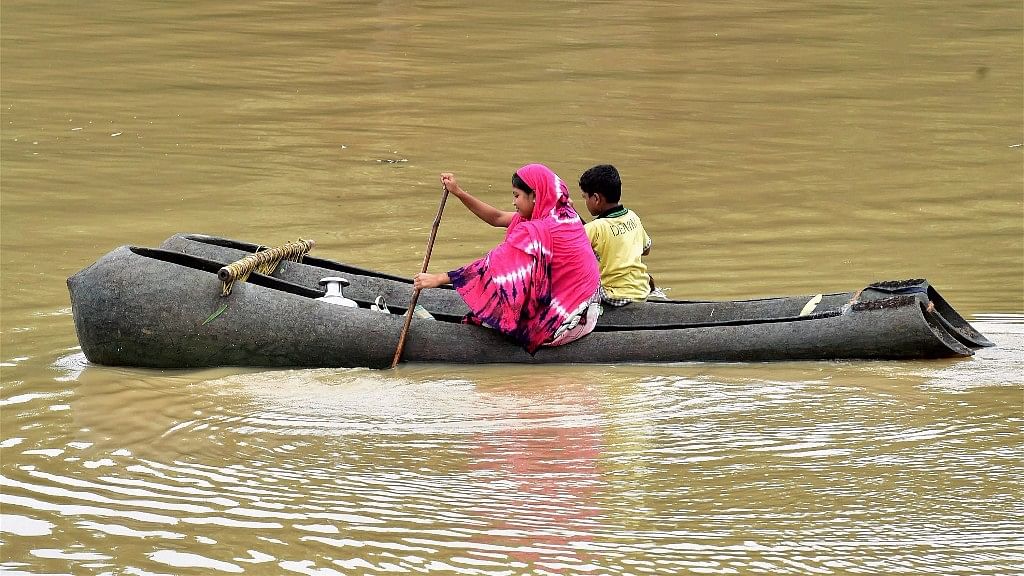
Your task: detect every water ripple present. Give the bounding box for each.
[4,336,1021,575]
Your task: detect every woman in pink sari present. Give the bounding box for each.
[413,164,601,353]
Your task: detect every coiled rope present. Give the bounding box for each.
[218,239,315,295]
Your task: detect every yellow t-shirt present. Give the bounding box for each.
[584,207,652,302]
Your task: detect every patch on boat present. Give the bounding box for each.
[868,279,926,291]
[851,295,917,311]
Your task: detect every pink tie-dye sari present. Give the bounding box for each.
[448,164,600,353]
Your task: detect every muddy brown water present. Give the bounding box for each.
[2,1,1022,574]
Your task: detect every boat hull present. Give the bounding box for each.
[160,233,993,348]
[67,245,979,368]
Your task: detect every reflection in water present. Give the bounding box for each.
[467,378,603,572]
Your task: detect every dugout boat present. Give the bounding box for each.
[159,233,992,346]
[65,235,992,369]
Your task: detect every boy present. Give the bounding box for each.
[579,164,654,306]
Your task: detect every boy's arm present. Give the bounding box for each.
[584,219,596,243]
[584,220,602,258]
[642,233,652,256]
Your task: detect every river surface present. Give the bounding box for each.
[2,1,1022,574]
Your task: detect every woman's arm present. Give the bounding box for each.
[413,272,450,290]
[441,172,514,228]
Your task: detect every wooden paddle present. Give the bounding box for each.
[391,186,450,368]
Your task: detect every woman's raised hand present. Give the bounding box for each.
[440,173,462,196]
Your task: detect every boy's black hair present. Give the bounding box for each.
[512,172,534,195]
[579,164,621,204]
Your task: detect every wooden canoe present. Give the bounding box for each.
[65,238,990,368]
[161,233,992,348]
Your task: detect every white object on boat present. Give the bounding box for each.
[317,277,359,307]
